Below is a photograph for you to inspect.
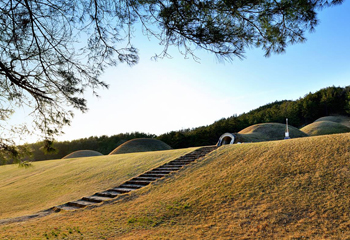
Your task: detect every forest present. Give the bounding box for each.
[157,86,350,148]
[13,86,350,162]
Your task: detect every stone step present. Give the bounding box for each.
[143,171,167,175]
[132,176,158,181]
[167,160,194,165]
[125,180,152,185]
[166,162,191,166]
[178,157,197,160]
[67,200,96,208]
[139,173,167,178]
[111,187,135,193]
[54,204,81,211]
[95,191,121,198]
[147,169,172,174]
[119,184,144,189]
[82,195,113,203]
[166,162,190,165]
[173,157,196,161]
[157,165,182,168]
[160,164,184,168]
[153,167,178,171]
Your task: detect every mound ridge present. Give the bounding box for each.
[314,115,350,127]
[301,119,350,136]
[236,122,307,142]
[109,138,172,155]
[62,150,103,159]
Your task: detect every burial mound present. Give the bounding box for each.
[62,150,103,159]
[109,138,172,155]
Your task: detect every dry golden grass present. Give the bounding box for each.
[0,148,197,220]
[62,150,103,159]
[1,134,350,239]
[109,138,172,155]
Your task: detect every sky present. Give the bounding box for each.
[11,1,350,143]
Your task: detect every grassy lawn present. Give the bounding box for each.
[1,133,350,239]
[0,147,198,220]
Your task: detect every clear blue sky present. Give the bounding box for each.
[12,1,350,143]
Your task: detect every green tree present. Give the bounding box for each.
[0,0,343,163]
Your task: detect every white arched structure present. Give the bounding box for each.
[217,133,235,146]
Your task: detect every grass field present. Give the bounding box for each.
[0,147,197,220]
[1,133,350,239]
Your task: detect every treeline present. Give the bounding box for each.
[28,132,156,161]
[157,86,350,148]
[21,85,350,162]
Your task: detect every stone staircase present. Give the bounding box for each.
[53,146,218,211]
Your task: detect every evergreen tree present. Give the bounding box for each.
[0,0,344,163]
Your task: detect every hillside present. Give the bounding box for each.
[1,133,350,239]
[0,148,197,220]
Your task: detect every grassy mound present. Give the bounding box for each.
[0,147,197,220]
[315,115,350,127]
[62,150,103,159]
[109,138,172,155]
[300,120,350,136]
[1,133,350,239]
[236,122,307,142]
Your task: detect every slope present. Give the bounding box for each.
[0,148,197,220]
[1,133,350,239]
